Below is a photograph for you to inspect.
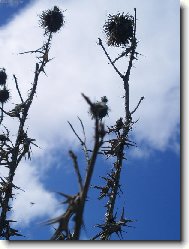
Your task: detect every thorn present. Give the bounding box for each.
[98,38,102,45]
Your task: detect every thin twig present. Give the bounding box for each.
[67,121,84,146]
[130,96,144,115]
[77,116,86,143]
[19,48,43,55]
[112,48,132,64]
[0,106,10,116]
[81,93,93,107]
[77,116,90,162]
[98,38,124,79]
[69,150,83,191]
[13,75,24,103]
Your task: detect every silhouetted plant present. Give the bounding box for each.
[0,6,64,240]
[46,8,143,241]
[39,6,65,35]
[0,88,10,104]
[0,6,143,241]
[92,8,143,240]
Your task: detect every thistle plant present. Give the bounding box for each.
[0,69,10,126]
[45,9,143,241]
[92,9,144,240]
[0,6,142,241]
[45,94,107,240]
[0,6,64,240]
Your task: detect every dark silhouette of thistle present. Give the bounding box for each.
[0,6,65,240]
[39,6,65,35]
[92,8,144,240]
[0,87,10,104]
[43,8,143,241]
[90,96,109,120]
[103,12,134,47]
[0,68,10,125]
[0,6,143,241]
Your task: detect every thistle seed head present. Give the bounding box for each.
[39,6,65,35]
[103,12,134,47]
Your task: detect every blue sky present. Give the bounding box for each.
[0,0,180,241]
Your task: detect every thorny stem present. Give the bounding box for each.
[49,94,104,240]
[0,32,52,239]
[73,116,103,239]
[0,103,4,126]
[124,8,137,124]
[97,9,137,240]
[104,153,124,222]
[69,150,83,191]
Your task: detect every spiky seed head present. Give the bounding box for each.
[0,134,7,142]
[103,12,134,47]
[90,97,109,119]
[39,6,64,34]
[0,88,10,104]
[0,68,7,86]
[101,96,108,103]
[116,118,123,130]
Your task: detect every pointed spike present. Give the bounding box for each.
[121,207,125,220]
[57,192,71,199]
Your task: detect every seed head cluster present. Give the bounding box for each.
[39,6,64,34]
[90,96,109,120]
[0,68,10,104]
[103,13,134,47]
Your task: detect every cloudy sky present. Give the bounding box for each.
[0,0,179,241]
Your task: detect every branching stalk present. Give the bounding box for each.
[94,8,140,240]
[0,32,53,239]
[73,109,103,239]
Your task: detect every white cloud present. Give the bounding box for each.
[0,0,179,227]
[9,161,61,227]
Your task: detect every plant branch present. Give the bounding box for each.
[73,95,104,240]
[13,75,24,103]
[69,150,83,191]
[123,8,137,123]
[98,38,124,79]
[77,116,90,162]
[130,96,144,115]
[67,121,84,146]
[95,8,138,240]
[0,106,9,116]
[0,32,53,239]
[0,103,4,126]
